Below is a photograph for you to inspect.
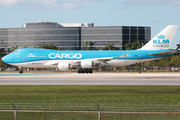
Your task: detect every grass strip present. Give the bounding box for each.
[0,85,179,98]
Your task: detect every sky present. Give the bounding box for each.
[0,0,180,49]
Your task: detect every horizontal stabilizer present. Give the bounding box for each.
[148,50,176,55]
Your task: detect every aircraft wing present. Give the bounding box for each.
[94,53,129,63]
[44,61,59,66]
[44,53,129,66]
[148,50,176,56]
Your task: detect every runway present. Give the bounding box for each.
[0,73,180,85]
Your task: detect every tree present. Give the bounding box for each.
[82,41,97,50]
[170,55,180,67]
[160,56,172,67]
[89,41,95,50]
[124,42,132,50]
[0,57,6,67]
[57,48,64,50]
[37,44,58,50]
[144,55,177,72]
[144,59,163,72]
[0,48,6,57]
[11,45,18,52]
[100,45,120,50]
[176,43,180,50]
[22,46,29,48]
[124,39,144,50]
[84,41,88,50]
[0,48,7,67]
[81,47,91,50]
[160,56,173,72]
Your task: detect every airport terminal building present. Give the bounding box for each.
[0,21,151,51]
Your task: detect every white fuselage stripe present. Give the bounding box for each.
[9,58,162,68]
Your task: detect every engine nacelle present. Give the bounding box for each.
[58,62,70,71]
[81,61,93,68]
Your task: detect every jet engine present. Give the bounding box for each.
[58,62,70,71]
[81,61,93,68]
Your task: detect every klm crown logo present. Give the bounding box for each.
[157,34,165,39]
[153,34,169,48]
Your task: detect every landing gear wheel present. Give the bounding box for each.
[82,69,85,74]
[78,69,81,74]
[77,68,93,74]
[89,69,93,74]
[19,70,23,74]
[85,69,89,74]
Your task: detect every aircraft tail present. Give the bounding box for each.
[140,25,178,50]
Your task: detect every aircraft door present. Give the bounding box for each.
[138,55,142,61]
[23,55,27,61]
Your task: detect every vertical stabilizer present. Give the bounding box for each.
[140,25,178,50]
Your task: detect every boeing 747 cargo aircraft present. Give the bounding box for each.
[2,25,178,73]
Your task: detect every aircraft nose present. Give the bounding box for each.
[2,54,13,63]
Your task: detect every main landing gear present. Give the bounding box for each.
[19,69,23,74]
[77,68,93,74]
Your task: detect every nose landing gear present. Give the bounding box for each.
[18,67,23,74]
[19,70,23,74]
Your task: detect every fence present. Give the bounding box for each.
[0,96,180,119]
[95,67,180,72]
[0,96,180,112]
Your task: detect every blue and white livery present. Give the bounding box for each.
[2,25,178,73]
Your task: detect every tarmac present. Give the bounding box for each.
[0,72,180,85]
